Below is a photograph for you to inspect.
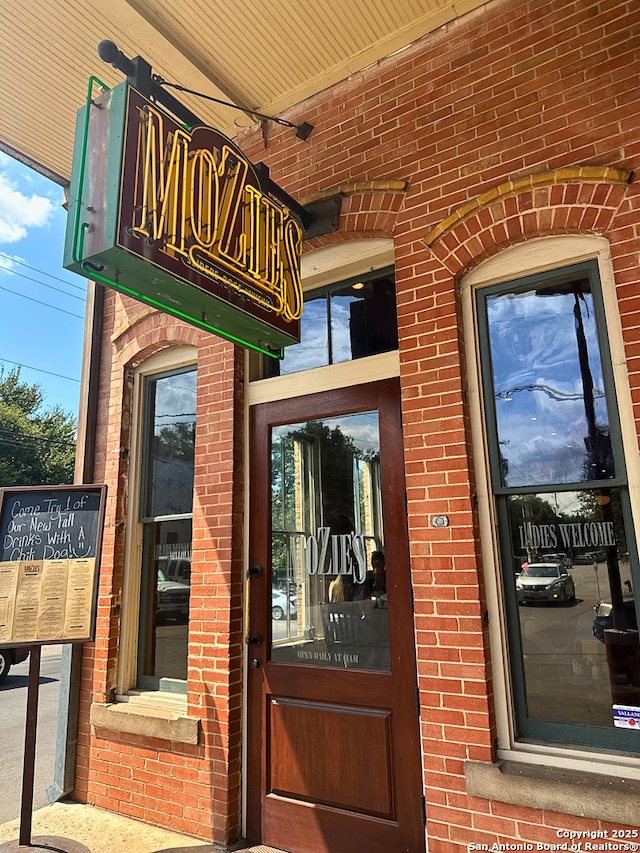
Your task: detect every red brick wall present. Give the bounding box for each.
[77,0,640,847]
[74,292,244,841]
[237,0,640,847]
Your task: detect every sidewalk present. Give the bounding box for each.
[0,801,283,853]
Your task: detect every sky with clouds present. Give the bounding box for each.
[0,151,86,417]
[487,287,610,487]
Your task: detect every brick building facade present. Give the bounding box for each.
[74,1,640,850]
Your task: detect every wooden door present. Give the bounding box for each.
[247,379,424,853]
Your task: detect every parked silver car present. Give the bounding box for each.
[272,590,297,621]
[516,562,576,605]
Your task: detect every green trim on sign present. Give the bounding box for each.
[75,200,283,358]
[72,76,110,267]
[80,259,283,358]
[68,77,285,359]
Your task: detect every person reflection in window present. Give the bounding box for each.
[371,551,386,592]
[368,550,386,608]
[326,510,361,602]
[329,574,346,602]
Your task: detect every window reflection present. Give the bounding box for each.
[139,366,196,688]
[330,275,398,363]
[277,297,329,374]
[507,490,639,728]
[145,370,197,517]
[486,278,614,487]
[270,412,389,670]
[265,272,398,378]
[140,518,191,682]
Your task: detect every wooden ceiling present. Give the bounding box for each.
[0,0,492,183]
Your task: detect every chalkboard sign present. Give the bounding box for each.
[0,485,106,647]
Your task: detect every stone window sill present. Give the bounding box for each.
[465,759,640,826]
[90,692,200,745]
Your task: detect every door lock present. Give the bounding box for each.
[251,658,261,669]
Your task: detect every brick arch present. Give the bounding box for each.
[304,179,408,250]
[112,308,205,369]
[422,166,632,277]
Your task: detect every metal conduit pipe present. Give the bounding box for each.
[47,279,104,803]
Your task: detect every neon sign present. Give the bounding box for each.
[64,82,302,354]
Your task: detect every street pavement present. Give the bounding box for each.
[0,800,288,853]
[0,800,219,852]
[0,648,287,853]
[0,644,61,824]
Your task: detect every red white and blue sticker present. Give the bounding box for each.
[613,704,640,728]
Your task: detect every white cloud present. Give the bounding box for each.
[0,252,23,272]
[0,171,54,243]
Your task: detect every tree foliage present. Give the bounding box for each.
[0,367,76,487]
[155,420,195,462]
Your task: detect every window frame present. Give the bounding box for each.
[478,259,639,752]
[462,236,640,772]
[117,346,198,699]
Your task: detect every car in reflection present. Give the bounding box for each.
[574,550,606,564]
[0,647,29,685]
[162,558,191,584]
[540,552,572,569]
[592,594,638,642]
[157,568,190,622]
[272,589,297,621]
[516,562,576,605]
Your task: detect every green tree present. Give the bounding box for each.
[155,420,195,462]
[0,367,76,486]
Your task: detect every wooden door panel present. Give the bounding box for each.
[268,697,393,816]
[263,797,402,853]
[266,666,393,706]
[247,380,425,853]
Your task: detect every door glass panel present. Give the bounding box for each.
[506,489,639,727]
[271,411,389,670]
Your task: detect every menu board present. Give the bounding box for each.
[0,485,106,646]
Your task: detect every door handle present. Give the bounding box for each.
[244,564,263,645]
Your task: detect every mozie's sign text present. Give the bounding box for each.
[64,83,302,354]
